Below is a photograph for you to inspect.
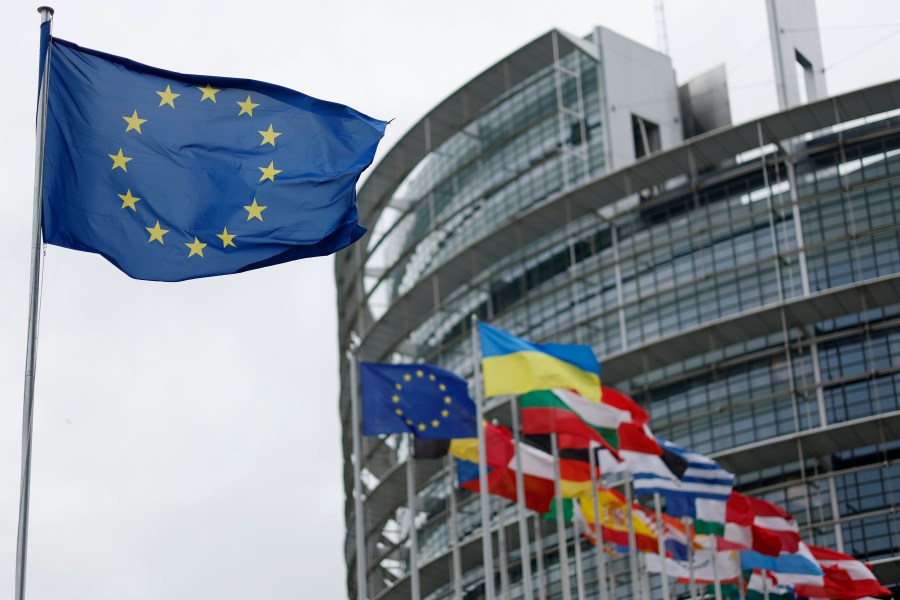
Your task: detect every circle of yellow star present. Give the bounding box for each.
[108,148,133,172]
[185,236,207,258]
[243,198,267,221]
[156,85,180,108]
[216,226,236,248]
[197,84,221,102]
[118,189,140,211]
[258,161,282,182]
[258,124,282,147]
[146,221,168,244]
[237,95,260,116]
[122,110,147,134]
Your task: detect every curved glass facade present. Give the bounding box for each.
[337,27,900,600]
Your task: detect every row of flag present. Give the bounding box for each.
[357,321,891,599]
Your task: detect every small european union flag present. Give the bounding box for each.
[41,37,387,281]
[360,363,477,439]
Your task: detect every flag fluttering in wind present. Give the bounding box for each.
[776,545,892,599]
[478,322,601,401]
[361,363,477,438]
[520,388,626,452]
[42,37,386,281]
[725,491,801,556]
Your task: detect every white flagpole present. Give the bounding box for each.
[496,496,510,598]
[470,315,496,600]
[346,343,369,600]
[406,434,421,600]
[550,433,573,600]
[573,517,586,600]
[509,397,535,600]
[711,534,723,600]
[684,517,698,600]
[653,493,671,600]
[737,571,746,600]
[447,456,463,600]
[589,449,610,600]
[534,516,548,600]
[623,475,642,600]
[17,9,54,600]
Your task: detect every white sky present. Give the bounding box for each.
[1,1,898,598]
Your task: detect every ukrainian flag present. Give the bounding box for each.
[478,322,601,402]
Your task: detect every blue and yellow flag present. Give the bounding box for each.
[360,363,477,439]
[478,322,602,401]
[41,37,387,281]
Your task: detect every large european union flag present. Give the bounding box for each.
[360,363,477,439]
[41,37,387,281]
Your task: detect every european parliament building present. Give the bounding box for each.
[335,2,900,598]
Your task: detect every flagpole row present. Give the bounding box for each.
[469,315,496,600]
[509,396,535,600]
[346,341,369,600]
[17,9,54,600]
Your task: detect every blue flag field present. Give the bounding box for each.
[41,35,387,281]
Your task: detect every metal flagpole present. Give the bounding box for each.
[684,517,698,600]
[509,397,535,600]
[550,433,573,600]
[711,535,723,600]
[469,315,496,600]
[496,496,510,598]
[534,516,548,600]
[573,518,586,600]
[447,456,463,600]
[640,555,652,600]
[588,450,610,600]
[406,434,421,600]
[17,8,54,600]
[653,493,672,600]
[737,571,746,600]
[346,342,369,600]
[623,475,642,600]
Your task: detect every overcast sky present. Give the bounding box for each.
[1,2,899,599]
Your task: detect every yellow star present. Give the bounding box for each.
[439,384,446,391]
[108,148,133,171]
[403,373,412,382]
[185,236,207,258]
[431,420,440,428]
[258,124,282,147]
[418,423,427,432]
[416,370,424,378]
[395,409,403,416]
[444,396,452,404]
[395,383,402,390]
[429,374,436,381]
[197,84,221,102]
[216,226,236,248]
[405,419,413,426]
[441,409,449,418]
[244,199,267,221]
[391,395,400,403]
[117,189,141,211]
[258,161,282,182]
[122,110,147,134]
[146,221,168,244]
[237,95,260,116]
[156,85,180,108]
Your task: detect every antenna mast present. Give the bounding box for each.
[654,0,670,55]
